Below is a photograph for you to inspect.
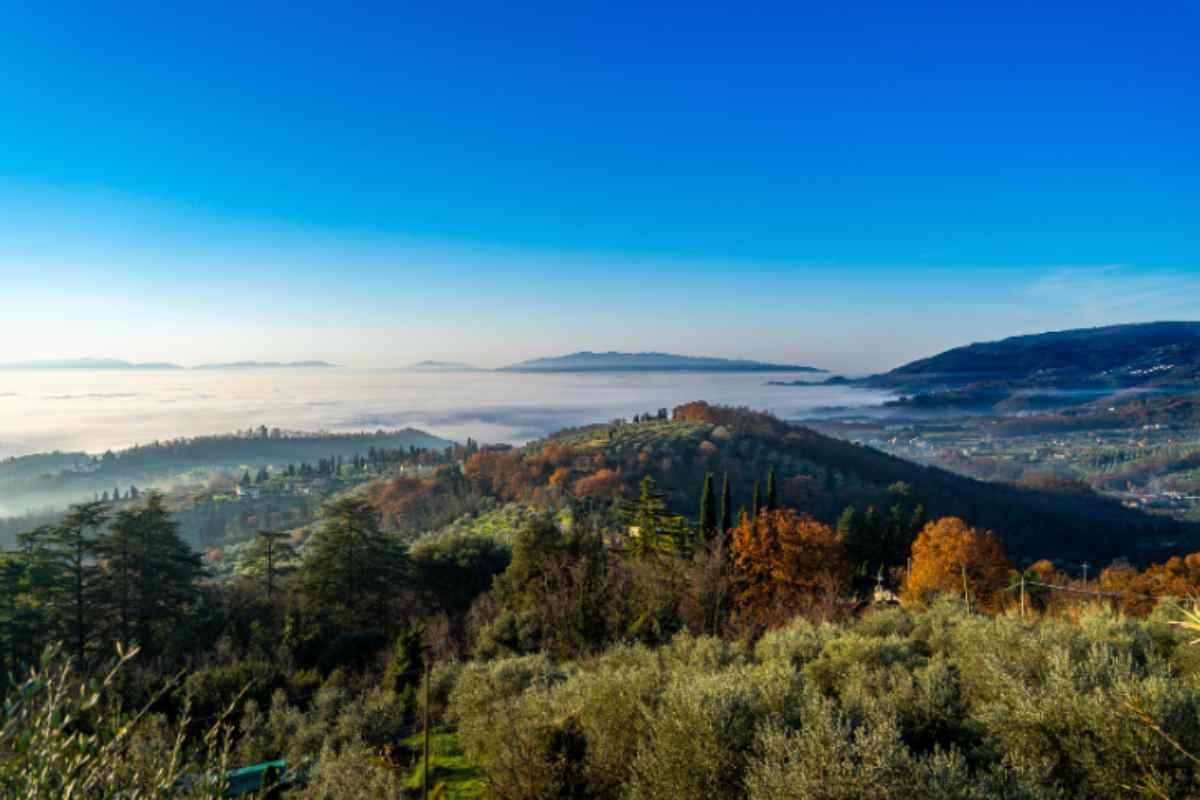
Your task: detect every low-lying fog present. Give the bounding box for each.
[0,368,894,459]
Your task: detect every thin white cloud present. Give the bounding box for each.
[1024,265,1200,323]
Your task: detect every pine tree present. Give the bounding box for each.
[14,526,57,664]
[252,530,296,599]
[47,500,107,665]
[297,496,408,627]
[617,476,689,558]
[699,473,716,539]
[766,469,777,511]
[95,493,202,654]
[719,474,732,535]
[752,482,762,521]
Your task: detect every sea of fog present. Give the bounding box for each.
[0,368,895,459]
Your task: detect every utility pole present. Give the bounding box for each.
[423,659,431,800]
[961,564,970,613]
[1020,572,1026,620]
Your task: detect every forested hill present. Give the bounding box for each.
[0,428,453,515]
[869,321,1200,390]
[446,402,1192,565]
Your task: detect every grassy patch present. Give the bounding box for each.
[401,730,488,799]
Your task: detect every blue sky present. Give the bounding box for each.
[0,0,1196,371]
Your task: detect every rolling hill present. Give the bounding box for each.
[429,401,1194,566]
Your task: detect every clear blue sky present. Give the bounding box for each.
[1,0,1196,370]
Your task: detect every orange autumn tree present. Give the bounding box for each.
[902,517,1009,610]
[731,508,849,628]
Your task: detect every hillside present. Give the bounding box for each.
[369,402,1194,565]
[0,428,454,517]
[500,351,823,372]
[872,322,1200,391]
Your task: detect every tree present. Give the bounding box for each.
[901,517,1009,610]
[765,469,777,511]
[699,473,716,539]
[617,476,690,558]
[296,496,408,628]
[0,556,27,686]
[13,527,57,665]
[47,501,107,665]
[731,509,848,629]
[251,530,296,599]
[751,482,762,521]
[94,492,202,654]
[719,474,732,535]
[255,466,270,484]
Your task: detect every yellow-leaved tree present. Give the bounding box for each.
[901,517,1009,611]
[731,508,848,629]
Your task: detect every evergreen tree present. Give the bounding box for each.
[255,466,270,484]
[0,556,23,685]
[95,493,202,654]
[14,526,57,664]
[252,530,296,599]
[47,500,107,665]
[766,468,777,511]
[617,476,690,558]
[752,482,762,521]
[297,496,408,628]
[699,473,716,539]
[719,474,732,535]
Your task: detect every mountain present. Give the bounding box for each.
[406,360,482,372]
[862,322,1200,413]
[500,351,824,373]
[192,361,337,369]
[0,358,182,370]
[872,322,1200,390]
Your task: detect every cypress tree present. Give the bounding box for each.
[699,473,716,538]
[766,468,777,511]
[719,474,732,534]
[752,481,762,521]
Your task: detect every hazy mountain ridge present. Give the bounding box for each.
[0,358,183,370]
[500,351,824,373]
[405,360,483,372]
[0,358,337,370]
[192,360,337,369]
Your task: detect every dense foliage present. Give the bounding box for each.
[4,402,1200,797]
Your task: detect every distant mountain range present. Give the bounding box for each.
[500,351,824,373]
[405,360,483,372]
[0,358,182,370]
[0,358,336,370]
[192,361,337,370]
